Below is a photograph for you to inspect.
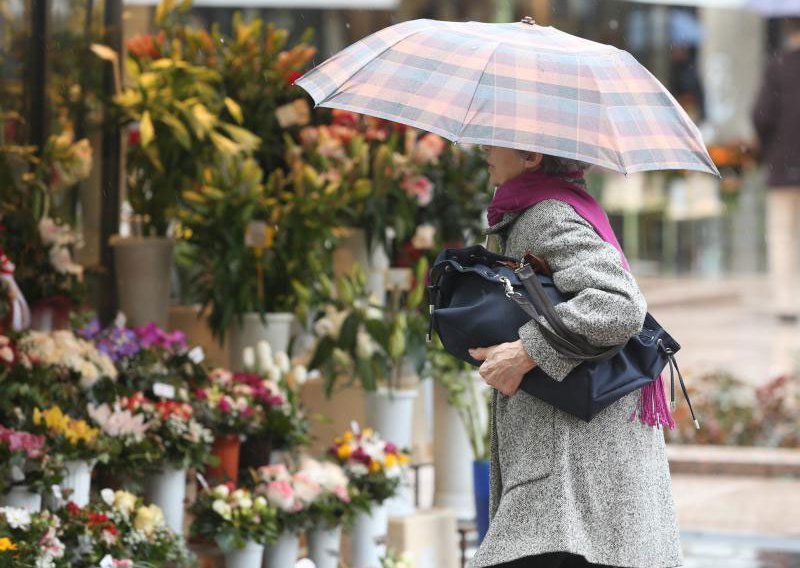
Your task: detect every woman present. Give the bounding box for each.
[467,146,682,568]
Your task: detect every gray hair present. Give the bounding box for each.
[517,150,591,178]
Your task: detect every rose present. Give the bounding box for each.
[413,133,447,165]
[400,175,434,206]
[134,504,164,535]
[292,472,322,505]
[265,481,297,512]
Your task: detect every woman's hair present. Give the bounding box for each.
[517,150,591,176]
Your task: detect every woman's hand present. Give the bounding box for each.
[469,340,537,396]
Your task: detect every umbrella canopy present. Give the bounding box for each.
[744,0,800,16]
[296,18,719,176]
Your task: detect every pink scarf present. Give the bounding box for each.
[488,170,673,428]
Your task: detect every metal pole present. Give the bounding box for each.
[98,0,122,324]
[28,0,49,148]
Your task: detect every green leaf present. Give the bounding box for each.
[220,123,260,152]
[209,132,240,155]
[339,313,359,352]
[224,97,244,124]
[139,111,155,147]
[161,114,191,149]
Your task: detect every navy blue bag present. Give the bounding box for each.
[428,245,698,424]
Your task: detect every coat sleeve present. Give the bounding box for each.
[514,200,647,381]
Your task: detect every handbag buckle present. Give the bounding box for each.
[499,275,517,298]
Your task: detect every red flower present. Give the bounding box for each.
[103,523,118,536]
[66,501,82,516]
[127,34,161,59]
[285,70,303,86]
[332,109,360,129]
[128,128,140,147]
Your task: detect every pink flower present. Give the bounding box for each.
[265,481,297,512]
[218,398,232,414]
[400,175,434,206]
[258,464,290,482]
[333,485,351,503]
[299,126,319,147]
[292,472,322,505]
[413,133,447,165]
[0,426,46,458]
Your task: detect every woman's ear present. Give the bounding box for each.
[523,152,544,171]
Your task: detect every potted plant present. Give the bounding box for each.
[0,507,65,565]
[30,406,105,507]
[0,426,63,512]
[426,336,492,529]
[328,425,411,568]
[308,259,428,454]
[57,488,193,566]
[235,340,310,473]
[0,122,91,330]
[298,455,362,568]
[135,394,213,532]
[190,483,278,568]
[96,26,259,329]
[193,367,264,484]
[252,463,322,566]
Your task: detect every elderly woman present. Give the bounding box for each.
[467,147,682,568]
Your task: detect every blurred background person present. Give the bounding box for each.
[753,18,800,322]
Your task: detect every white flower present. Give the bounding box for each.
[292,471,322,505]
[242,347,256,370]
[313,317,335,338]
[346,462,369,477]
[268,366,282,384]
[256,341,273,371]
[49,246,83,278]
[212,484,230,499]
[1,506,31,530]
[274,352,291,374]
[134,504,165,535]
[188,346,205,364]
[212,499,232,520]
[101,488,115,506]
[238,496,253,510]
[113,490,138,517]
[356,328,376,359]
[291,365,308,386]
[265,481,296,512]
[295,560,316,568]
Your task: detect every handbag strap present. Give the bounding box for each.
[515,264,624,362]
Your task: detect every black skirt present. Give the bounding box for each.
[489,552,619,568]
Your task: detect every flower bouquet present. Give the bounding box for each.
[190,483,278,564]
[0,331,118,424]
[56,488,193,567]
[298,455,363,568]
[79,318,207,398]
[0,425,63,506]
[328,426,409,505]
[237,340,310,470]
[0,506,65,567]
[251,463,321,566]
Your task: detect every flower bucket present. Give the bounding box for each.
[62,459,93,507]
[262,529,299,567]
[29,295,72,331]
[207,434,241,484]
[0,486,42,512]
[433,381,475,520]
[473,459,491,545]
[145,465,186,533]
[362,388,418,452]
[110,235,174,328]
[350,501,388,568]
[307,524,342,568]
[218,538,264,568]
[228,312,295,370]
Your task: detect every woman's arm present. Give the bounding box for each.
[515,199,647,381]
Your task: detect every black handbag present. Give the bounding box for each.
[428,245,699,424]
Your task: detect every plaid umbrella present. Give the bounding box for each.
[296,18,719,176]
[744,0,800,16]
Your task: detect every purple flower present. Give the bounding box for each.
[78,319,102,340]
[134,322,187,351]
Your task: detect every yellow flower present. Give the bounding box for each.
[114,490,138,517]
[0,537,16,551]
[134,504,165,535]
[384,454,398,468]
[337,444,353,460]
[64,419,99,446]
[362,428,374,438]
[342,431,354,442]
[369,460,382,473]
[398,453,410,466]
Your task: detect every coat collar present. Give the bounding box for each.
[483,211,524,236]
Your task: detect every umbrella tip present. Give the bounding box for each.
[521,16,536,26]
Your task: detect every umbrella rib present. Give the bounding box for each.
[456,40,502,141]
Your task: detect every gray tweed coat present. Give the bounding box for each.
[468,200,683,568]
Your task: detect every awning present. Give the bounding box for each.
[124,0,399,8]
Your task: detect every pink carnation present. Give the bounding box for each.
[333,485,351,503]
[400,175,434,206]
[266,480,298,512]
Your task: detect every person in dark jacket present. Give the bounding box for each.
[752,18,800,321]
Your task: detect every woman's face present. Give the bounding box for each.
[481,145,540,187]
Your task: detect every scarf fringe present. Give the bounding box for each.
[629,375,675,429]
